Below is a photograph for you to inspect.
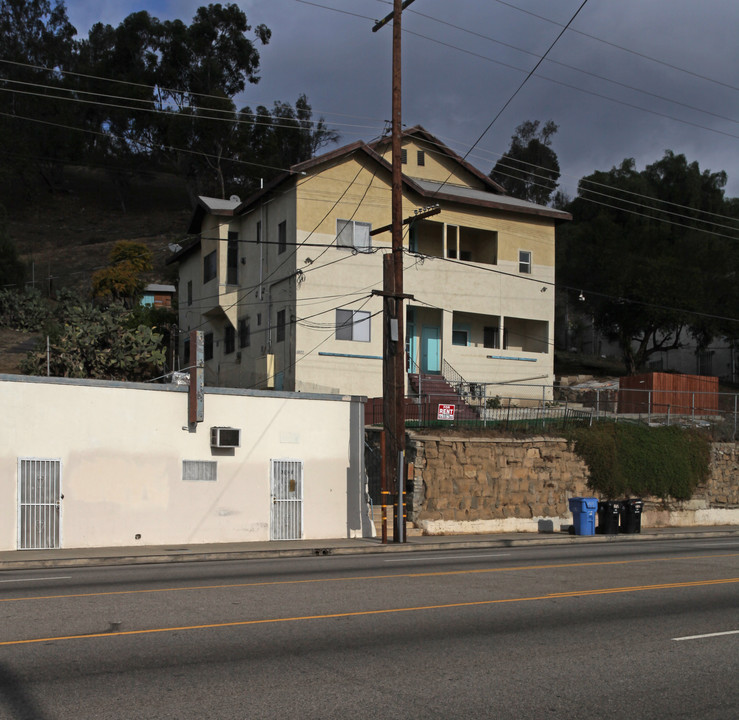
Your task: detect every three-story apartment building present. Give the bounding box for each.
[170,127,570,397]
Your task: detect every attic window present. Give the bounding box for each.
[417,150,425,166]
[401,149,407,164]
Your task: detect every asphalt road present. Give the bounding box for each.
[0,538,737,719]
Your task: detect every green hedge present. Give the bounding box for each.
[568,422,710,501]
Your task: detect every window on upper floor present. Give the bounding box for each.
[278,221,287,254]
[203,250,217,284]
[204,332,214,361]
[224,325,235,355]
[183,338,190,366]
[519,250,532,274]
[336,219,371,253]
[452,323,470,346]
[239,318,250,348]
[336,309,371,342]
[227,232,238,285]
[276,309,286,343]
[417,150,425,166]
[187,280,192,306]
[401,148,407,164]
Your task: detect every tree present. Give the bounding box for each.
[1,2,339,203]
[0,0,80,191]
[490,120,560,205]
[21,293,166,381]
[91,241,153,305]
[558,151,739,374]
[229,94,340,196]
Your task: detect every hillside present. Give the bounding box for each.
[2,167,193,373]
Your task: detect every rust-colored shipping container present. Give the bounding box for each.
[618,372,718,415]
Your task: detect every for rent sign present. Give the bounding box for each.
[437,404,455,420]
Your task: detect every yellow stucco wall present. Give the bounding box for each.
[176,134,559,398]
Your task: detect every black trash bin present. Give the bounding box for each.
[597,500,621,535]
[620,498,643,534]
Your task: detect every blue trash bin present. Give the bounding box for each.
[568,497,598,536]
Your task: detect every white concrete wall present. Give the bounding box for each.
[0,375,370,550]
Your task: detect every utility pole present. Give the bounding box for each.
[373,0,415,542]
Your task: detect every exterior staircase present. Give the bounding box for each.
[406,373,480,422]
[364,373,481,426]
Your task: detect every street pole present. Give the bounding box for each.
[374,0,414,542]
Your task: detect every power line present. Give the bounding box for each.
[402,6,737,126]
[180,147,386,334]
[0,57,386,130]
[430,0,592,201]
[488,0,739,92]
[400,27,739,142]
[416,134,739,230]
[0,78,376,136]
[293,1,738,141]
[0,109,298,176]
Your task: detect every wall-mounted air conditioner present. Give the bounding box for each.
[210,427,241,448]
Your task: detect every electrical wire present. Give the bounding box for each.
[401,5,737,126]
[0,80,376,136]
[488,0,739,92]
[294,0,737,141]
[404,134,739,233]
[0,57,387,130]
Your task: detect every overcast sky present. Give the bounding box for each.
[63,0,739,200]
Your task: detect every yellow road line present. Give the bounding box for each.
[1,553,737,604]
[1,577,737,647]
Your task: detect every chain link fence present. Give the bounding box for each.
[366,380,739,440]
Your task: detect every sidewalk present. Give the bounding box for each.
[2,526,737,571]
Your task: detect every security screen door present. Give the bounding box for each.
[270,459,303,540]
[18,458,61,550]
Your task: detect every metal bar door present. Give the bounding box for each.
[18,458,61,550]
[270,459,303,540]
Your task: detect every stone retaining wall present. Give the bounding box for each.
[407,434,739,535]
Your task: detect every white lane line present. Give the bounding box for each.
[0,576,72,584]
[673,630,739,641]
[671,542,739,549]
[384,553,510,563]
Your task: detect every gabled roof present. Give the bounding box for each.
[169,128,570,267]
[187,195,241,235]
[170,195,242,265]
[369,125,508,194]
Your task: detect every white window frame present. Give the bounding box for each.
[336,220,371,253]
[519,250,532,274]
[336,309,371,342]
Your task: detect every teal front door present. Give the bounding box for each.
[421,326,441,373]
[406,321,417,372]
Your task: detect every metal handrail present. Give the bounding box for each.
[442,359,465,389]
[407,356,422,398]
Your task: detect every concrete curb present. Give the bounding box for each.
[1,528,737,571]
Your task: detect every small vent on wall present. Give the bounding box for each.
[182,460,217,482]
